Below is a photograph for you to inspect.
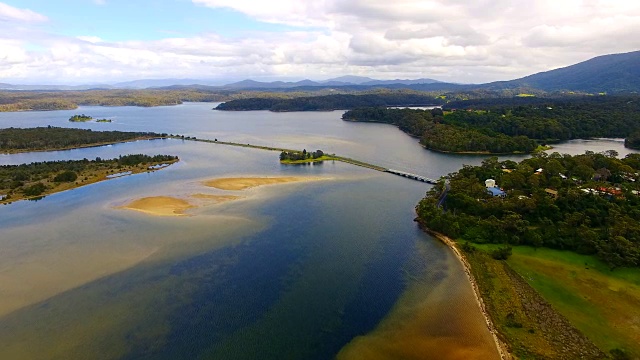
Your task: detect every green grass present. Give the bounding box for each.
[280,156,338,164]
[459,241,640,358]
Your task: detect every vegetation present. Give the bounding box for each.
[0,89,230,111]
[69,114,93,122]
[0,154,178,204]
[416,151,640,269]
[343,107,537,153]
[216,92,444,111]
[443,95,640,144]
[279,149,331,164]
[458,245,606,359]
[344,95,640,153]
[0,127,166,153]
[624,131,640,150]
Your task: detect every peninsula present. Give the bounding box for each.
[1,154,178,204]
[0,127,167,154]
[416,152,640,359]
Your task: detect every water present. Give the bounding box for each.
[0,103,634,359]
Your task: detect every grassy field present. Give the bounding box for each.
[462,242,640,359]
[508,247,640,359]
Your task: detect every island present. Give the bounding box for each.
[96,118,112,123]
[1,154,178,204]
[69,114,93,122]
[416,151,640,359]
[279,149,335,164]
[0,127,167,154]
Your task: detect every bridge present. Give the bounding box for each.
[385,169,439,184]
[178,137,442,185]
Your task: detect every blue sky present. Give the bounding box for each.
[6,0,299,41]
[1,0,639,84]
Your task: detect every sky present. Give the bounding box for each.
[1,0,640,85]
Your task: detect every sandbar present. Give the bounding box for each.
[191,194,243,203]
[203,176,323,191]
[120,196,195,216]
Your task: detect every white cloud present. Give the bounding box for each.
[0,2,47,22]
[2,0,640,84]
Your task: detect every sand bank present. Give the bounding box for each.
[119,196,195,216]
[426,229,512,360]
[203,176,323,190]
[191,193,242,203]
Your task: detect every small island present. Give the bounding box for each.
[1,154,178,204]
[69,114,93,122]
[279,149,335,164]
[96,118,112,123]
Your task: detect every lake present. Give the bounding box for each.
[0,103,635,359]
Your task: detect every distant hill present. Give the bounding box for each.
[489,50,640,93]
[220,77,446,90]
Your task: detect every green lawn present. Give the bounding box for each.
[462,242,640,358]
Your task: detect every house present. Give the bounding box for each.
[485,179,506,197]
[487,187,507,198]
[545,188,558,199]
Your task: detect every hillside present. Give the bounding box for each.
[490,50,640,93]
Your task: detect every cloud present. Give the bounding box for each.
[0,2,47,22]
[2,0,640,84]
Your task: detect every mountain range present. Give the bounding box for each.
[1,50,638,93]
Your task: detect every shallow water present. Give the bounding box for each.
[0,103,634,359]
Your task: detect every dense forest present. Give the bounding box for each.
[342,107,538,153]
[416,151,640,269]
[0,154,178,202]
[0,127,165,153]
[443,95,640,142]
[215,92,445,111]
[343,95,640,153]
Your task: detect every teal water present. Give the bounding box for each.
[0,104,633,359]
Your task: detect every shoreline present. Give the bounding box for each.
[419,226,512,360]
[1,159,179,205]
[0,136,166,155]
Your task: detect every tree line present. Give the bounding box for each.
[0,127,166,152]
[216,92,444,111]
[416,151,640,269]
[1,154,178,200]
[0,89,230,112]
[342,107,538,153]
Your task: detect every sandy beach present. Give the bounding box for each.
[119,196,195,216]
[203,176,323,190]
[426,229,512,360]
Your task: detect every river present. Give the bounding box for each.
[0,103,635,359]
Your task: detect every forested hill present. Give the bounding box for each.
[486,50,640,93]
[0,127,165,153]
[416,152,640,269]
[442,95,640,141]
[343,107,537,154]
[215,93,444,111]
[344,95,640,153]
